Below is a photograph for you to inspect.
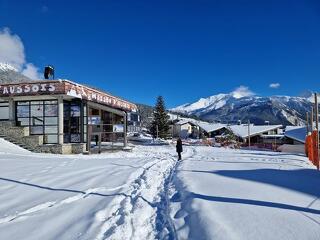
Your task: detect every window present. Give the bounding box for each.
[15,100,58,144]
[45,105,58,116]
[17,105,29,117]
[64,100,85,143]
[0,101,9,120]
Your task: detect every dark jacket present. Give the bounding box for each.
[176,139,183,153]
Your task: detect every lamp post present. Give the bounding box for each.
[315,93,319,170]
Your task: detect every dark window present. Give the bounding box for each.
[63,100,85,143]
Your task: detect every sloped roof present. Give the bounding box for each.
[284,126,307,143]
[175,119,195,125]
[228,124,283,138]
[197,122,227,133]
[174,118,227,133]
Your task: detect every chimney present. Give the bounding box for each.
[44,65,55,79]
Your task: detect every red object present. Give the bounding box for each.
[312,131,320,169]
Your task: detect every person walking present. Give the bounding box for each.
[176,138,183,160]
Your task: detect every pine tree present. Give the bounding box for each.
[150,96,170,139]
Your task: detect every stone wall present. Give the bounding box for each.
[71,144,86,154]
[0,121,85,154]
[0,121,29,138]
[37,143,85,154]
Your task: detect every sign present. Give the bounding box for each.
[64,82,136,111]
[0,80,137,112]
[0,83,58,95]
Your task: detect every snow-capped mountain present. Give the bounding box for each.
[171,90,313,126]
[0,62,32,84]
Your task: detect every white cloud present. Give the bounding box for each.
[0,28,25,70]
[0,27,42,79]
[232,85,255,99]
[21,63,42,79]
[269,83,280,89]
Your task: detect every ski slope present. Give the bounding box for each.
[0,138,319,240]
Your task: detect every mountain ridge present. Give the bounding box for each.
[171,91,313,126]
[0,62,34,84]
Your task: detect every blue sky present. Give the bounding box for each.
[0,0,320,108]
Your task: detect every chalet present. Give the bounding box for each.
[228,124,283,144]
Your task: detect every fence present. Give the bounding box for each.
[305,130,319,170]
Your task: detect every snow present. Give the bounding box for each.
[171,147,320,240]
[0,139,177,240]
[173,118,227,134]
[171,93,229,113]
[197,122,227,133]
[0,138,319,239]
[170,90,311,126]
[229,124,283,138]
[285,126,307,143]
[0,62,18,72]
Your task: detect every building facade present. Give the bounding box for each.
[0,80,137,154]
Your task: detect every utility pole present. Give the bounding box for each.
[315,93,318,133]
[306,112,309,133]
[311,106,314,131]
[156,124,159,139]
[315,93,319,170]
[248,119,251,148]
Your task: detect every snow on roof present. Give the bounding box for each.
[173,118,227,133]
[197,122,227,133]
[284,126,307,143]
[175,119,195,125]
[228,124,283,138]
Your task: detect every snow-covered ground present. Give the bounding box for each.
[0,138,319,240]
[171,147,320,240]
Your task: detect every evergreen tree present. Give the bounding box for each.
[150,96,170,139]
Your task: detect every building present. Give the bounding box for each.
[197,122,229,138]
[171,118,229,139]
[284,126,307,144]
[172,119,199,138]
[0,79,137,154]
[228,124,283,145]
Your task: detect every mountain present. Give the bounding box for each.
[171,91,313,126]
[0,63,33,84]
